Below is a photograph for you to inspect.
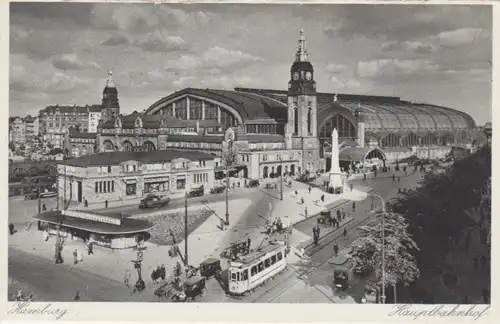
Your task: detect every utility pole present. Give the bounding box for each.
[184,192,188,266]
[37,183,41,215]
[280,155,283,200]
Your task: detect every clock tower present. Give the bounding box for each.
[101,70,120,122]
[285,30,319,174]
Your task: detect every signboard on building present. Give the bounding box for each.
[62,210,122,226]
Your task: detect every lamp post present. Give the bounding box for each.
[369,193,386,304]
[224,135,234,226]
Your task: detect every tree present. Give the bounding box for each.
[348,212,420,292]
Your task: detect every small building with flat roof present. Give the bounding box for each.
[57,149,216,209]
[34,209,154,249]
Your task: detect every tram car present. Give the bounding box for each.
[227,241,287,295]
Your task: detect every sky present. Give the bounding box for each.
[9,2,492,124]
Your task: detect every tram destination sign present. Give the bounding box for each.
[62,210,122,226]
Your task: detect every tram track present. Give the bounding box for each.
[251,212,376,303]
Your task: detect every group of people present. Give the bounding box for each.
[151,264,167,284]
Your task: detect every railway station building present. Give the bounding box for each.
[88,30,483,180]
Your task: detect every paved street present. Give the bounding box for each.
[8,247,157,302]
[8,169,424,303]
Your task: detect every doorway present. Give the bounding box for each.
[77,181,82,203]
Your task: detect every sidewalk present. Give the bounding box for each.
[9,198,254,293]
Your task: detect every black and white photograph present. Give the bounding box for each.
[5,0,493,316]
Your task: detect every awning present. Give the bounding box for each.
[123,178,137,184]
[34,211,154,235]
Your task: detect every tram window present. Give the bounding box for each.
[271,255,276,264]
[258,262,264,272]
[237,272,241,281]
[231,272,237,281]
[265,258,271,268]
[242,270,249,281]
[251,266,257,276]
[278,252,283,261]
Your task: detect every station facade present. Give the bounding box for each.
[93,30,482,180]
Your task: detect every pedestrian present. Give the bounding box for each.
[350,183,353,191]
[105,200,108,208]
[305,207,308,218]
[124,270,130,287]
[9,223,14,236]
[308,186,312,194]
[74,289,80,301]
[88,242,94,255]
[392,174,396,182]
[42,202,47,211]
[77,249,83,263]
[313,227,318,245]
[321,194,325,202]
[333,242,339,257]
[473,256,479,272]
[73,249,78,264]
[151,269,157,284]
[363,173,367,181]
[84,199,88,208]
[160,264,166,281]
[237,181,240,188]
[316,225,321,238]
[341,209,346,220]
[343,227,347,240]
[43,230,49,242]
[301,197,304,204]
[352,201,356,212]
[336,209,341,219]
[398,188,401,193]
[397,177,400,183]
[220,218,225,231]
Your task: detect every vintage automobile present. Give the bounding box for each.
[245,179,260,188]
[187,186,204,198]
[199,258,222,279]
[210,185,225,194]
[333,267,349,291]
[155,275,206,302]
[139,194,171,209]
[40,190,57,198]
[24,191,39,200]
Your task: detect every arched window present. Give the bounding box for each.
[319,114,356,138]
[122,140,134,152]
[103,140,115,151]
[220,110,236,131]
[307,107,312,134]
[294,107,298,135]
[143,141,156,151]
[175,98,187,119]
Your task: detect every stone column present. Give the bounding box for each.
[186,96,190,120]
[201,101,206,120]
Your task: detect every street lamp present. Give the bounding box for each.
[369,193,386,304]
[223,128,235,226]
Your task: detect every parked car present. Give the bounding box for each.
[187,186,204,198]
[245,179,260,188]
[139,194,171,209]
[210,185,225,194]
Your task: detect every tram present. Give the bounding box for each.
[227,241,287,295]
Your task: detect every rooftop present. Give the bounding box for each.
[60,149,215,167]
[34,211,154,235]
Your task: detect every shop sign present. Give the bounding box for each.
[62,210,121,226]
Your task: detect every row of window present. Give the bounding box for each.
[261,153,295,162]
[144,181,169,193]
[194,173,208,184]
[166,141,222,150]
[246,124,284,135]
[102,126,222,135]
[95,180,115,194]
[250,252,283,277]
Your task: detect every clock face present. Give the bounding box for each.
[306,72,312,81]
[293,72,299,80]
